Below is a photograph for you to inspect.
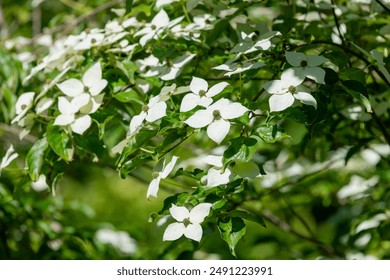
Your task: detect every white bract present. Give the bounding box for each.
[129,96,167,135]
[134,9,184,46]
[285,51,328,84]
[263,68,317,112]
[0,145,19,173]
[144,54,196,81]
[163,203,212,242]
[231,31,281,54]
[180,77,229,112]
[54,62,107,134]
[11,92,35,124]
[202,155,232,187]
[213,56,265,77]
[147,156,179,199]
[185,98,248,144]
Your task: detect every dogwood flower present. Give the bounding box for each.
[147,156,179,198]
[285,51,328,84]
[144,54,196,81]
[0,145,19,174]
[202,155,232,187]
[11,92,35,123]
[263,68,317,112]
[213,55,265,77]
[231,31,281,54]
[180,77,229,112]
[54,96,92,135]
[185,98,248,144]
[134,9,184,46]
[57,62,107,98]
[129,96,167,135]
[163,203,212,242]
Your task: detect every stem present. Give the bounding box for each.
[330,0,346,47]
[375,0,390,13]
[180,1,191,23]
[371,109,390,146]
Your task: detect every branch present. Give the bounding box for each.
[375,0,390,13]
[261,209,343,258]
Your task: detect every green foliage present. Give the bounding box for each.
[1,0,390,260]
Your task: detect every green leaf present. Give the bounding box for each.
[26,137,49,181]
[73,134,105,158]
[218,217,246,257]
[119,154,152,178]
[255,124,290,143]
[340,80,372,113]
[229,210,266,227]
[125,0,134,14]
[223,137,258,167]
[47,125,74,162]
[114,89,142,104]
[371,49,390,84]
[339,68,366,84]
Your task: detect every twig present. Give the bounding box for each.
[375,0,390,13]
[330,0,346,47]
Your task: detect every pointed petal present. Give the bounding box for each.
[180,93,201,112]
[146,176,161,198]
[54,113,74,126]
[160,67,180,81]
[304,67,326,84]
[202,155,223,167]
[71,93,91,112]
[163,222,185,241]
[185,109,213,128]
[83,62,102,87]
[281,68,305,86]
[220,102,248,119]
[207,167,231,187]
[152,9,170,27]
[184,223,203,242]
[307,55,328,67]
[294,92,317,109]
[89,79,108,96]
[71,115,91,134]
[169,204,189,222]
[57,96,74,114]
[285,51,306,67]
[190,77,208,95]
[146,101,166,122]
[139,32,156,46]
[189,203,212,223]
[172,54,195,68]
[207,119,230,144]
[269,92,295,112]
[263,80,288,94]
[57,78,84,97]
[129,112,147,134]
[161,156,179,178]
[206,82,229,97]
[208,98,230,111]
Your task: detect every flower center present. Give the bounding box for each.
[300,60,308,67]
[236,62,243,69]
[198,89,206,97]
[91,38,97,44]
[151,24,157,30]
[152,172,160,179]
[288,85,296,93]
[213,110,221,120]
[142,105,149,112]
[183,218,191,227]
[84,86,90,93]
[21,104,27,110]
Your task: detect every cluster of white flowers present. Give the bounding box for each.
[54,62,107,134]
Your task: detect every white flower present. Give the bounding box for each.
[129,96,167,135]
[213,56,265,77]
[263,68,317,112]
[134,9,184,46]
[145,54,196,81]
[74,29,105,50]
[180,77,229,112]
[185,98,248,144]
[0,145,19,173]
[57,62,107,98]
[147,156,179,198]
[202,155,232,187]
[155,0,180,9]
[285,51,328,84]
[231,31,280,54]
[163,203,212,242]
[11,92,35,124]
[54,96,92,135]
[158,84,189,102]
[95,228,137,255]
